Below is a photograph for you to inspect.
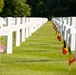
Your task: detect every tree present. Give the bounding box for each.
[0,0,4,12]
[27,0,49,17]
[45,0,57,19]
[26,0,40,16]
[1,0,31,17]
[67,0,76,16]
[27,0,76,19]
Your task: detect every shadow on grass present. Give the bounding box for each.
[16,59,65,63]
[24,50,51,52]
[21,49,61,53]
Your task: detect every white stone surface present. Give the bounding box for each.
[0,17,48,54]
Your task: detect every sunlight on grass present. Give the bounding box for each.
[0,21,76,75]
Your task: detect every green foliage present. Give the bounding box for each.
[0,0,4,12]
[67,0,76,16]
[27,0,76,19]
[1,0,76,17]
[1,0,31,17]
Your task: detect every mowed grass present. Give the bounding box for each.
[0,21,76,75]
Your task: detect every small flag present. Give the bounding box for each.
[63,47,68,55]
[68,46,75,66]
[62,40,68,55]
[57,32,61,41]
[0,44,5,53]
[52,21,57,31]
[53,26,57,31]
[56,30,59,35]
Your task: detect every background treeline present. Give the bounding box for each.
[0,0,31,17]
[27,0,76,19]
[0,0,76,19]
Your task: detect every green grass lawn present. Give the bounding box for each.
[0,21,76,75]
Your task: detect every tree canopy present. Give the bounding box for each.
[1,0,31,17]
[0,0,76,19]
[0,0,4,12]
[27,0,76,19]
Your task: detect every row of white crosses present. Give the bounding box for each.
[52,17,76,53]
[0,17,48,54]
